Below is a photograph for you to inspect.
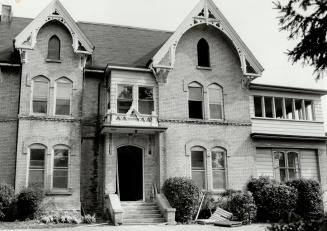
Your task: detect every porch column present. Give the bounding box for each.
[104,133,116,194]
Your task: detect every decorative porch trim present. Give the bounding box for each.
[19,115,81,123]
[159,119,251,126]
[251,133,327,141]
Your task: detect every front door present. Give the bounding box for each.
[117,146,143,201]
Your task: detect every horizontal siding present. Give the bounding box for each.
[300,150,319,181]
[255,148,274,178]
[252,118,325,136]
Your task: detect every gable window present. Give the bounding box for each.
[211,148,227,189]
[273,151,299,182]
[253,96,314,121]
[55,78,72,116]
[197,38,210,67]
[48,35,60,60]
[28,145,46,188]
[53,146,69,189]
[138,87,154,115]
[188,83,203,119]
[32,76,49,114]
[191,147,206,190]
[208,84,223,119]
[117,85,133,113]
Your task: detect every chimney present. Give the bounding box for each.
[1,5,12,22]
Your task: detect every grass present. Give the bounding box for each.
[0,220,80,230]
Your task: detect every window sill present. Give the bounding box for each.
[251,117,323,123]
[196,66,212,70]
[46,59,62,63]
[46,189,72,196]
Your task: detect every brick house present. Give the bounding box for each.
[0,0,326,225]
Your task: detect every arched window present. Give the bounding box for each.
[211,147,227,189]
[53,145,69,189]
[32,76,49,114]
[55,78,72,116]
[28,144,46,188]
[48,35,60,60]
[191,146,206,190]
[197,38,210,67]
[208,84,223,120]
[188,82,203,119]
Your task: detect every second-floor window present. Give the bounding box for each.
[55,78,72,116]
[117,85,133,114]
[32,76,49,114]
[138,87,154,115]
[188,83,203,119]
[208,84,223,120]
[253,96,315,121]
[48,35,60,60]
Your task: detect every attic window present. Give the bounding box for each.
[47,35,60,60]
[197,38,210,67]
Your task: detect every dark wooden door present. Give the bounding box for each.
[117,146,143,201]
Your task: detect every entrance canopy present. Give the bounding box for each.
[102,125,167,134]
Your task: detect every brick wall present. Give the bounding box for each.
[0,67,20,185]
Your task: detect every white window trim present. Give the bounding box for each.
[30,77,50,116]
[54,78,73,117]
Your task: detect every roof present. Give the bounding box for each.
[0,17,172,67]
[250,83,327,95]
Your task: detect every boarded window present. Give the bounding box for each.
[29,146,45,188]
[138,87,154,115]
[191,149,205,189]
[32,77,49,114]
[208,85,223,119]
[53,148,69,189]
[188,85,203,119]
[212,148,227,189]
[56,78,72,115]
[197,38,210,67]
[117,85,133,114]
[47,35,60,60]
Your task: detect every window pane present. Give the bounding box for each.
[139,87,153,100]
[30,149,45,168]
[191,151,204,169]
[192,171,205,189]
[33,101,47,114]
[295,99,304,120]
[288,169,299,180]
[285,98,294,119]
[213,170,226,189]
[275,97,284,119]
[280,169,286,182]
[54,149,68,168]
[189,101,203,119]
[287,152,298,168]
[57,82,71,98]
[53,170,68,189]
[33,81,48,114]
[212,151,225,169]
[254,96,262,117]
[56,99,70,115]
[209,104,222,119]
[139,100,154,114]
[29,170,44,188]
[118,101,132,114]
[189,87,202,101]
[274,151,285,168]
[304,100,313,121]
[209,88,222,104]
[118,85,133,99]
[48,36,60,60]
[264,97,273,118]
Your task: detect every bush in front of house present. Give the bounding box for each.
[259,184,297,222]
[162,177,201,223]
[16,187,45,220]
[0,183,15,221]
[225,191,257,225]
[286,178,323,220]
[268,219,323,231]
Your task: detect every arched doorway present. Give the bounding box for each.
[117,146,143,201]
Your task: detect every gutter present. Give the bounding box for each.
[85,65,152,73]
[0,63,21,67]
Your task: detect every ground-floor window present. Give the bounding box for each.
[256,148,320,183]
[191,146,227,191]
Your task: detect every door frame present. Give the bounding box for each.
[116,145,145,201]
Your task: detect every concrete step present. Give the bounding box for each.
[124,209,161,215]
[122,205,159,210]
[121,202,157,207]
[124,214,163,219]
[123,218,166,224]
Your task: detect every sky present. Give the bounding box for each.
[1,0,327,126]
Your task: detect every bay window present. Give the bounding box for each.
[138,87,154,115]
[117,85,133,113]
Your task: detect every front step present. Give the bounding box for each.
[121,201,166,225]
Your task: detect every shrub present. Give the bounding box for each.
[268,219,323,231]
[286,179,323,220]
[16,187,44,220]
[259,184,297,222]
[82,214,96,224]
[247,176,276,203]
[40,211,85,224]
[162,177,201,223]
[0,183,15,221]
[225,192,257,225]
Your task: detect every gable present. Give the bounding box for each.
[14,0,94,55]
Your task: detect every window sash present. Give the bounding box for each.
[273,150,300,182]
